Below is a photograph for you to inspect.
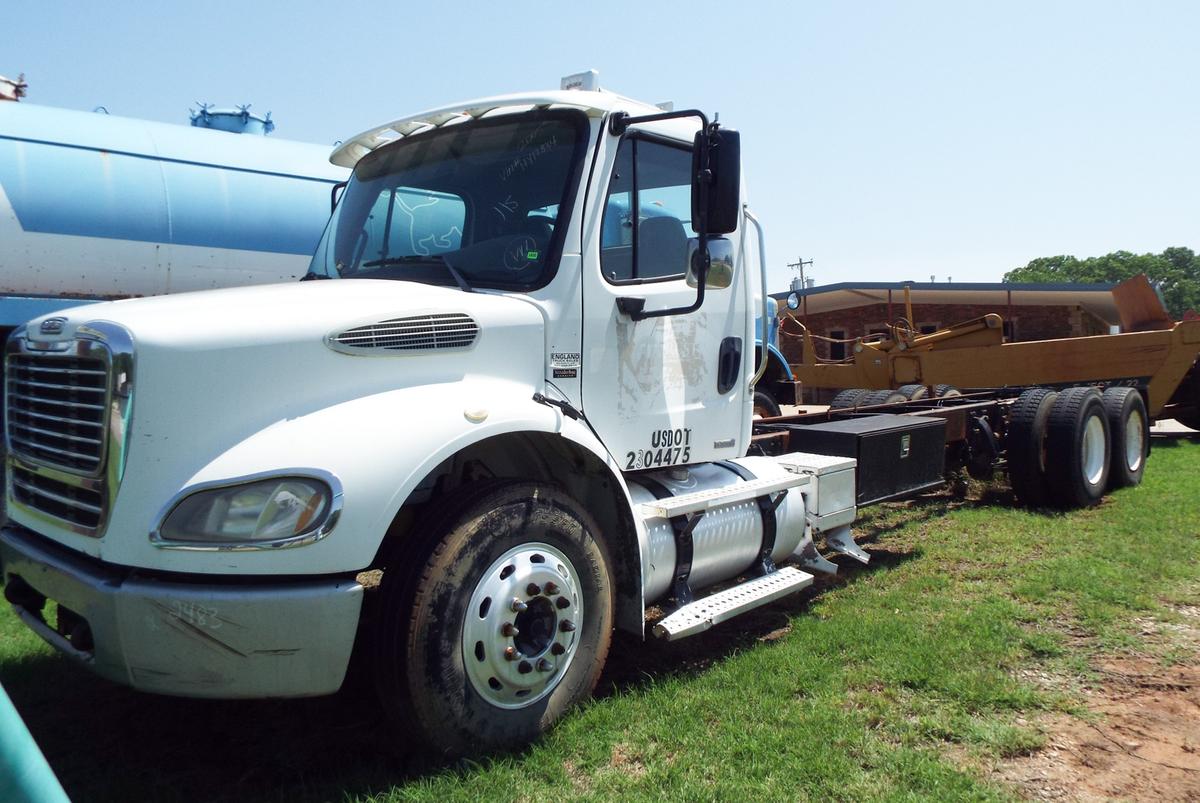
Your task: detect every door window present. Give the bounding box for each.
[600,137,697,283]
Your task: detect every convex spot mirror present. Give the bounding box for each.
[687,237,734,289]
[786,292,801,310]
[691,128,741,235]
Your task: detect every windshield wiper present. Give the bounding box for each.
[360,254,474,293]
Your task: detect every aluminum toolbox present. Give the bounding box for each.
[769,415,946,506]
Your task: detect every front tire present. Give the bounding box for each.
[753,390,783,418]
[375,482,614,756]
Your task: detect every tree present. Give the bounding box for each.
[1004,247,1200,319]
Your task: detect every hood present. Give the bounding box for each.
[13,280,547,557]
[24,279,537,353]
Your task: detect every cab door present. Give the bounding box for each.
[579,128,750,469]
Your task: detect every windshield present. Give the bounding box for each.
[308,110,588,290]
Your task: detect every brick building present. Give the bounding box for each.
[770,281,1119,364]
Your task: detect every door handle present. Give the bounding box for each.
[717,337,742,394]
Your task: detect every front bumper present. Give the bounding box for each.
[0,525,363,698]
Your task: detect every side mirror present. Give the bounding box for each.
[692,128,740,235]
[687,237,734,289]
[786,292,801,311]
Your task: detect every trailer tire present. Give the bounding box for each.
[1102,387,1148,489]
[374,481,613,756]
[1045,387,1110,508]
[860,389,907,407]
[830,388,871,409]
[1006,388,1058,507]
[753,390,782,418]
[897,384,930,400]
[933,384,962,399]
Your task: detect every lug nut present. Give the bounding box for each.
[555,596,570,610]
[537,658,553,672]
[517,660,533,675]
[550,643,566,656]
[511,598,528,613]
[526,582,541,596]
[504,646,520,661]
[544,581,559,596]
[559,620,575,633]
[501,622,519,637]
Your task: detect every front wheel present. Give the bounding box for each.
[753,390,783,418]
[374,482,614,756]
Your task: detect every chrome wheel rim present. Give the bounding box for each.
[1125,408,1145,472]
[463,542,583,709]
[1082,414,1106,486]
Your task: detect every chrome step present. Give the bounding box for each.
[637,474,810,520]
[652,566,814,640]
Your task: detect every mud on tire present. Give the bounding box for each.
[374,481,613,756]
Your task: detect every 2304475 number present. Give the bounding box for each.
[625,427,692,470]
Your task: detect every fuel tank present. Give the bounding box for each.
[628,456,808,603]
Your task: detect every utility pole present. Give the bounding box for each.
[786,256,813,292]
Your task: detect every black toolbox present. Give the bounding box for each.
[769,414,946,506]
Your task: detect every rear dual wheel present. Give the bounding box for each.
[374,482,613,756]
[1102,387,1148,489]
[1007,388,1058,507]
[1044,387,1110,508]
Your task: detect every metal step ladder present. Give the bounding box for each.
[639,471,816,640]
[653,566,814,640]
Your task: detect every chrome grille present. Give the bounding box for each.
[5,323,132,538]
[6,354,109,473]
[10,465,104,530]
[332,313,479,352]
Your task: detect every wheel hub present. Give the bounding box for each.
[1082,413,1106,486]
[1126,409,1145,472]
[463,543,582,709]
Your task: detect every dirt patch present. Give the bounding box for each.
[998,641,1200,800]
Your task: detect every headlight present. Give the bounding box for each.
[155,475,340,549]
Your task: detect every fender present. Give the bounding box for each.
[109,377,650,601]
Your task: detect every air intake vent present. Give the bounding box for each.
[331,313,479,353]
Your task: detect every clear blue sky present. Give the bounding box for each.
[6,0,1198,293]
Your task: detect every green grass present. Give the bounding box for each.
[3,441,1199,802]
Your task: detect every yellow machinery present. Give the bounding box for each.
[783,274,1200,424]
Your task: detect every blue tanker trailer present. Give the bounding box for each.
[0,102,348,337]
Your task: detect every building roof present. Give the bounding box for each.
[770,281,1121,325]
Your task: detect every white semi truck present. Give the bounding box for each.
[2,79,935,754]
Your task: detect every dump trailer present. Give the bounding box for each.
[770,275,1200,508]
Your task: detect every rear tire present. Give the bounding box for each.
[1045,387,1110,508]
[897,384,930,400]
[374,481,613,756]
[859,389,907,407]
[830,388,870,409]
[933,384,962,399]
[1102,387,1148,488]
[1006,388,1058,507]
[753,390,782,418]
